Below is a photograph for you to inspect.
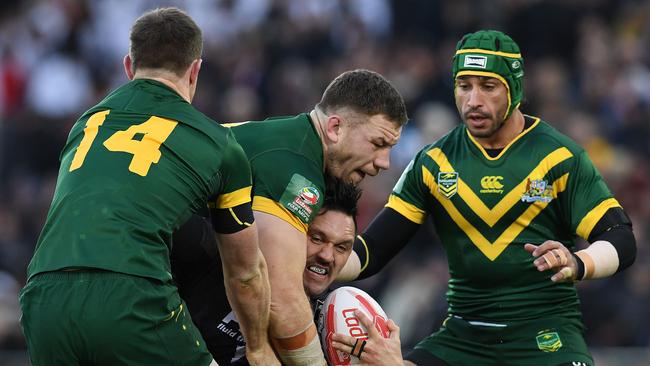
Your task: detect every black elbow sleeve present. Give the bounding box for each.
[210,202,255,234]
[355,208,420,280]
[588,208,637,273]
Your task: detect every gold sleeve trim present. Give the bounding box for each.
[252,196,308,233]
[357,235,370,274]
[576,198,622,239]
[385,195,426,224]
[215,186,252,209]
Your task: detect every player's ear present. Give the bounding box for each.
[324,115,342,144]
[123,54,135,80]
[189,58,202,86]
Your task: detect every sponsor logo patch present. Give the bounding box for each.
[480,176,504,194]
[536,331,563,352]
[437,172,458,199]
[299,186,320,205]
[521,178,553,203]
[280,173,322,223]
[464,55,488,69]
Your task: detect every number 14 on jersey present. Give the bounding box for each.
[69,110,178,176]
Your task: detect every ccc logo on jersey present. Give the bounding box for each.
[480,176,504,194]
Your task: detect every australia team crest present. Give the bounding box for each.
[521,178,554,203]
[437,172,458,199]
[536,331,563,352]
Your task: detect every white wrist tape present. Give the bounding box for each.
[277,334,327,366]
[575,240,619,279]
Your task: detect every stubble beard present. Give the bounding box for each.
[462,107,506,139]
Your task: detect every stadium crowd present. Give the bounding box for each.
[0,0,648,360]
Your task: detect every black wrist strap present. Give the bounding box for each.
[572,253,585,280]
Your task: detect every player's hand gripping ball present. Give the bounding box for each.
[317,286,389,365]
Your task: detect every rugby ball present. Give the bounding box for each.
[317,286,389,365]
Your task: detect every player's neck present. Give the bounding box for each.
[133,70,192,103]
[309,108,329,172]
[475,109,525,149]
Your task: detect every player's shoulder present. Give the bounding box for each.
[230,113,315,148]
[231,113,323,167]
[96,80,229,140]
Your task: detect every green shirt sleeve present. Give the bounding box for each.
[250,150,324,232]
[213,129,253,209]
[562,150,622,239]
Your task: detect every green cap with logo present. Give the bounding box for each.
[452,30,524,120]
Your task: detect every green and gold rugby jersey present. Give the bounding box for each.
[227,114,325,233]
[27,79,252,283]
[388,115,621,321]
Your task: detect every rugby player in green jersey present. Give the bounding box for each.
[19,8,274,366]
[199,70,408,365]
[333,30,637,366]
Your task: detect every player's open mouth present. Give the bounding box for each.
[308,265,328,276]
[466,113,490,126]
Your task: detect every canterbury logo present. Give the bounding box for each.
[480,176,504,194]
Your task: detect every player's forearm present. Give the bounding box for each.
[264,254,326,365]
[217,226,272,353]
[354,208,420,280]
[224,250,271,352]
[575,222,636,280]
[266,278,326,366]
[254,212,327,365]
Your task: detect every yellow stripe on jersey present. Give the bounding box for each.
[426,147,573,227]
[576,198,622,240]
[215,186,252,209]
[423,168,569,261]
[252,196,308,233]
[385,195,427,224]
[465,116,541,161]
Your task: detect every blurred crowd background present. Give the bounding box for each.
[0,0,648,364]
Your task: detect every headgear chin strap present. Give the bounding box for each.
[452,30,524,121]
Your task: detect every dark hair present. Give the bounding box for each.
[320,175,362,229]
[129,7,202,76]
[317,69,408,126]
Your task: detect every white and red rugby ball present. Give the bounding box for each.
[318,286,389,365]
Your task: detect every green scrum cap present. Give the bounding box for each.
[452,30,524,120]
